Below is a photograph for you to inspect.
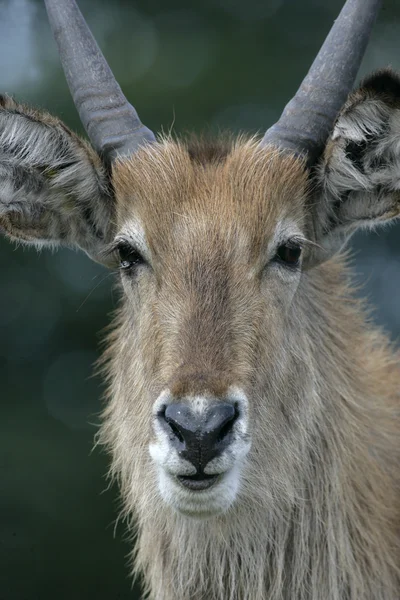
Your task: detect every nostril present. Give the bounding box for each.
[204,402,237,447]
[161,403,195,448]
[217,418,234,443]
[165,418,185,444]
[216,406,238,443]
[156,405,167,419]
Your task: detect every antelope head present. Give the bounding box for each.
[1,0,398,520]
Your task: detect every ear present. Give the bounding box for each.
[0,95,114,264]
[307,69,400,266]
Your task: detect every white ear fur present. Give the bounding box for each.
[308,70,400,266]
[0,95,114,264]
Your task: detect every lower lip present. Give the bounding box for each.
[177,474,220,491]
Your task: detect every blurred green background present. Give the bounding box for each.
[0,0,399,598]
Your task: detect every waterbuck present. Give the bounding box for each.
[1,0,399,598]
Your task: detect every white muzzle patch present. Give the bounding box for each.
[149,387,251,517]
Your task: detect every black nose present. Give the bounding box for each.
[160,402,237,472]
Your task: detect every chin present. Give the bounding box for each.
[157,466,241,518]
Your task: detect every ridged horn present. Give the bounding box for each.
[44,0,156,162]
[261,0,382,165]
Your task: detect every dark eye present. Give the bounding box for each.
[274,242,302,268]
[117,243,145,270]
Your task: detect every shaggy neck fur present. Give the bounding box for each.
[100,257,399,600]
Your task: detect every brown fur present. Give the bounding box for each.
[97,138,400,600]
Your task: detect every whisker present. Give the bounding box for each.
[75,272,115,313]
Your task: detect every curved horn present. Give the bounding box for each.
[44,0,156,162]
[261,0,381,164]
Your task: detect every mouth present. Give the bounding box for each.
[177,472,221,491]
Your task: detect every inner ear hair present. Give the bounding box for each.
[307,68,400,268]
[319,67,400,195]
[0,95,115,263]
[327,68,400,165]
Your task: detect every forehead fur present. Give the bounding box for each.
[112,137,308,252]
